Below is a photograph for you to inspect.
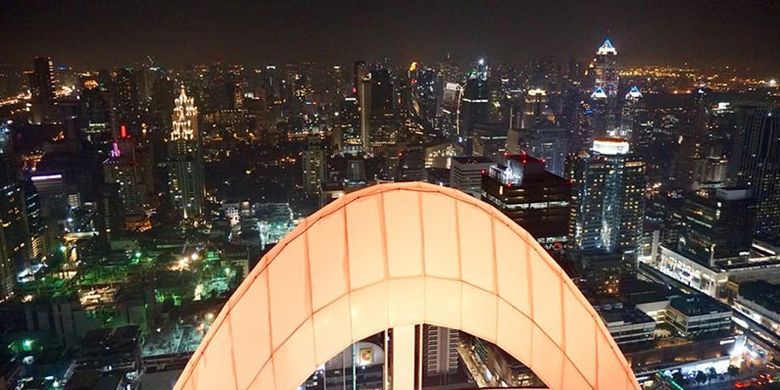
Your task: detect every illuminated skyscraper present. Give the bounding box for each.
[114,68,141,137]
[592,39,618,97]
[729,104,780,238]
[27,57,58,124]
[481,155,572,254]
[459,59,490,154]
[676,188,755,268]
[569,138,646,262]
[302,135,326,196]
[521,88,549,129]
[618,86,644,140]
[79,78,112,143]
[103,133,147,216]
[168,86,205,219]
[0,182,29,300]
[589,39,619,134]
[354,61,372,153]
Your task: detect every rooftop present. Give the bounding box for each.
[669,294,730,316]
[451,156,495,165]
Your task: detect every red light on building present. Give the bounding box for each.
[120,124,128,139]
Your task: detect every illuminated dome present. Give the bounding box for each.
[174,182,639,390]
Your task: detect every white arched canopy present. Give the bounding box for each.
[174,182,640,390]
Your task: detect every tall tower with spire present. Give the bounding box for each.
[167,86,205,219]
[588,38,620,135]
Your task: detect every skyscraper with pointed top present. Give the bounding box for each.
[588,39,620,135]
[167,86,205,219]
[618,86,645,140]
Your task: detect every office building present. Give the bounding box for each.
[459,60,490,154]
[595,302,656,346]
[103,136,147,216]
[729,104,780,238]
[21,180,47,259]
[589,39,619,133]
[666,295,731,339]
[114,68,141,137]
[0,182,29,300]
[395,144,426,182]
[520,88,549,129]
[472,123,507,160]
[449,156,495,197]
[676,187,755,268]
[357,69,372,153]
[168,86,205,219]
[422,325,460,377]
[79,78,112,143]
[28,57,58,124]
[618,86,644,140]
[519,123,569,177]
[302,135,326,196]
[481,155,571,251]
[569,138,647,262]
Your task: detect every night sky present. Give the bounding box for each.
[2,0,779,72]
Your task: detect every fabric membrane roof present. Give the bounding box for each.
[174,182,640,390]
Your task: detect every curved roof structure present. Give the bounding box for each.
[174,182,639,390]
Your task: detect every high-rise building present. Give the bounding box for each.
[618,86,645,140]
[103,134,147,217]
[728,104,780,238]
[459,60,490,154]
[395,144,426,181]
[472,123,507,160]
[481,155,572,253]
[569,138,647,262]
[519,123,569,177]
[355,63,372,153]
[592,39,619,98]
[676,187,755,268]
[422,325,460,378]
[0,182,29,300]
[370,68,394,115]
[27,57,58,124]
[520,88,549,129]
[302,135,326,196]
[114,68,141,137]
[79,78,112,143]
[449,156,495,197]
[588,39,619,133]
[168,86,205,219]
[94,183,123,247]
[21,180,47,260]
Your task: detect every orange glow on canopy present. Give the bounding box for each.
[174,182,640,390]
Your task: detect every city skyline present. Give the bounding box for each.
[1,0,779,73]
[2,2,780,389]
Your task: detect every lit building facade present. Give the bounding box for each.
[521,88,549,129]
[0,182,29,300]
[28,57,58,125]
[675,188,755,268]
[450,156,495,197]
[729,104,780,238]
[588,39,619,133]
[168,86,205,219]
[618,86,644,140]
[302,135,326,196]
[569,138,647,262]
[103,136,146,216]
[481,155,571,252]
